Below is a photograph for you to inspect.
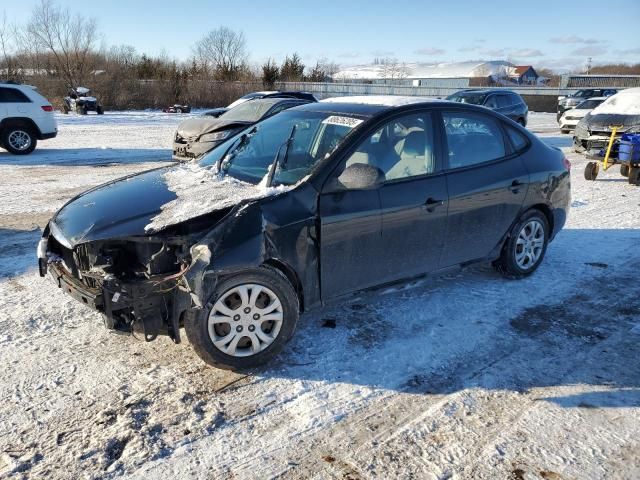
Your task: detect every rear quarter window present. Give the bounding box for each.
[0,87,32,103]
[505,125,529,152]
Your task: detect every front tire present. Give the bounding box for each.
[185,268,299,370]
[493,210,549,279]
[1,126,37,155]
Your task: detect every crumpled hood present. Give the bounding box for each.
[52,168,176,247]
[176,117,250,138]
[51,163,296,247]
[584,113,640,130]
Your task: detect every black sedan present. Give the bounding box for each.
[38,96,571,370]
[172,97,314,161]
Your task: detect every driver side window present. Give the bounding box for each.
[343,112,435,182]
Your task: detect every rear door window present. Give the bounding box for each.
[442,111,507,169]
[0,87,31,103]
[496,95,512,108]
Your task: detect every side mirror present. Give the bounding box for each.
[337,163,384,190]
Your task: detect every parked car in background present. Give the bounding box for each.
[559,97,607,134]
[557,88,617,121]
[39,96,570,370]
[446,89,528,126]
[172,96,315,161]
[574,88,640,153]
[163,104,191,113]
[0,81,57,155]
[227,91,317,109]
[63,87,104,115]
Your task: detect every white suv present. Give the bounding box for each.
[0,82,57,155]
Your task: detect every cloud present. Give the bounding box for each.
[571,46,608,56]
[458,46,479,52]
[550,35,603,44]
[510,48,544,58]
[414,47,445,56]
[616,48,640,55]
[481,48,506,57]
[337,52,361,58]
[371,50,394,57]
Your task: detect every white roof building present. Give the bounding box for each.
[332,61,514,81]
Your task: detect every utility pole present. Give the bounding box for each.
[586,57,592,75]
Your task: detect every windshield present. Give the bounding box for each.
[220,101,276,123]
[446,92,486,105]
[200,110,363,185]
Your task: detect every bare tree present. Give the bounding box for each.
[25,0,98,88]
[193,27,247,81]
[379,57,409,82]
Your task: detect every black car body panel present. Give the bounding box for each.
[40,100,570,345]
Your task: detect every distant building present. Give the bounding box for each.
[330,60,527,87]
[507,66,539,85]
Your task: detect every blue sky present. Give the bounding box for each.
[3,0,640,71]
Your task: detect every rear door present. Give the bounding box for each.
[439,109,529,267]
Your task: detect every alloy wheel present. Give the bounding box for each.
[208,284,284,357]
[515,219,545,270]
[8,130,32,151]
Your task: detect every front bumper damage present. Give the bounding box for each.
[38,227,199,343]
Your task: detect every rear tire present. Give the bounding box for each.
[97,106,104,115]
[620,164,630,177]
[584,161,599,181]
[185,268,299,371]
[561,128,570,134]
[1,126,37,155]
[493,209,549,279]
[629,167,640,186]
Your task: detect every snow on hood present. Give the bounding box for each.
[591,88,640,116]
[144,163,293,233]
[321,95,436,107]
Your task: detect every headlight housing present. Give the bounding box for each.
[199,130,231,143]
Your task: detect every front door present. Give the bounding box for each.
[320,110,449,299]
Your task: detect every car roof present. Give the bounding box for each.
[243,97,309,107]
[294,95,457,117]
[454,88,519,95]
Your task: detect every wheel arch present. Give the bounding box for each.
[0,117,43,138]
[262,258,305,313]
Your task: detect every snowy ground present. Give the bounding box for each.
[0,111,639,480]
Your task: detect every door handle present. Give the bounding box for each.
[423,197,444,212]
[509,180,524,194]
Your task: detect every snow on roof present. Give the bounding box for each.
[591,88,640,116]
[332,61,514,80]
[321,95,437,107]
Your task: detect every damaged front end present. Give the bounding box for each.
[38,215,225,343]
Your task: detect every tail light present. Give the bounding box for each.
[41,105,53,112]
[563,156,571,171]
